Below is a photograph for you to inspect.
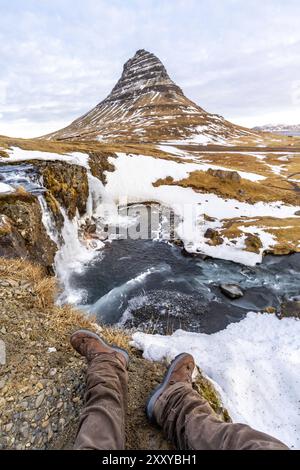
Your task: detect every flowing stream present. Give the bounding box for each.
[2,163,300,334]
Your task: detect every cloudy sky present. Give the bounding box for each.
[0,0,299,137]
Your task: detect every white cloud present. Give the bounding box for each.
[0,0,299,137]
[0,118,70,138]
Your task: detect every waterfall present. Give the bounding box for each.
[54,207,99,304]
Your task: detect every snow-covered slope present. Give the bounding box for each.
[45,49,259,145]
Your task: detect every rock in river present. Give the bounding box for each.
[220,283,244,299]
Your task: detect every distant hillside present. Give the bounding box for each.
[253,124,300,136]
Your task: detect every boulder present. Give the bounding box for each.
[244,233,263,254]
[204,228,223,246]
[220,284,244,299]
[264,306,276,314]
[207,168,241,183]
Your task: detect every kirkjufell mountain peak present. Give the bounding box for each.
[107,49,185,101]
[45,49,254,144]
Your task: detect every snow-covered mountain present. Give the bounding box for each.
[253,124,300,135]
[45,49,257,144]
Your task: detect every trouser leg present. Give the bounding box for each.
[74,352,128,450]
[154,383,289,450]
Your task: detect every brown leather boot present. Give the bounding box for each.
[70,329,129,367]
[146,353,195,424]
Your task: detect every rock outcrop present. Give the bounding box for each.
[207,168,241,183]
[280,300,300,319]
[41,162,89,219]
[204,228,224,246]
[244,233,263,254]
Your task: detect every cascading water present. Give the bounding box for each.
[37,195,60,244]
[42,170,132,305]
[48,172,115,304]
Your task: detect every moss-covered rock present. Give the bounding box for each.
[0,194,56,271]
[41,162,89,219]
[88,151,115,183]
[244,233,263,253]
[194,370,231,422]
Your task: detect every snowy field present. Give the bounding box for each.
[132,312,300,449]
[105,152,300,265]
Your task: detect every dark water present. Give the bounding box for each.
[70,238,300,334]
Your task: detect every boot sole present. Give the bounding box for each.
[146,353,191,424]
[71,329,129,365]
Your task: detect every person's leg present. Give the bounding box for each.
[70,330,129,450]
[147,354,289,450]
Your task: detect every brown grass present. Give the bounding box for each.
[220,216,300,255]
[0,258,57,308]
[0,258,44,283]
[154,169,300,205]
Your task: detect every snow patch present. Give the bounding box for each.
[1,147,89,168]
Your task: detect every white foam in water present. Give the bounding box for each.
[118,294,149,325]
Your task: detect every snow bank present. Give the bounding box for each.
[0,147,89,168]
[0,182,15,194]
[132,312,300,449]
